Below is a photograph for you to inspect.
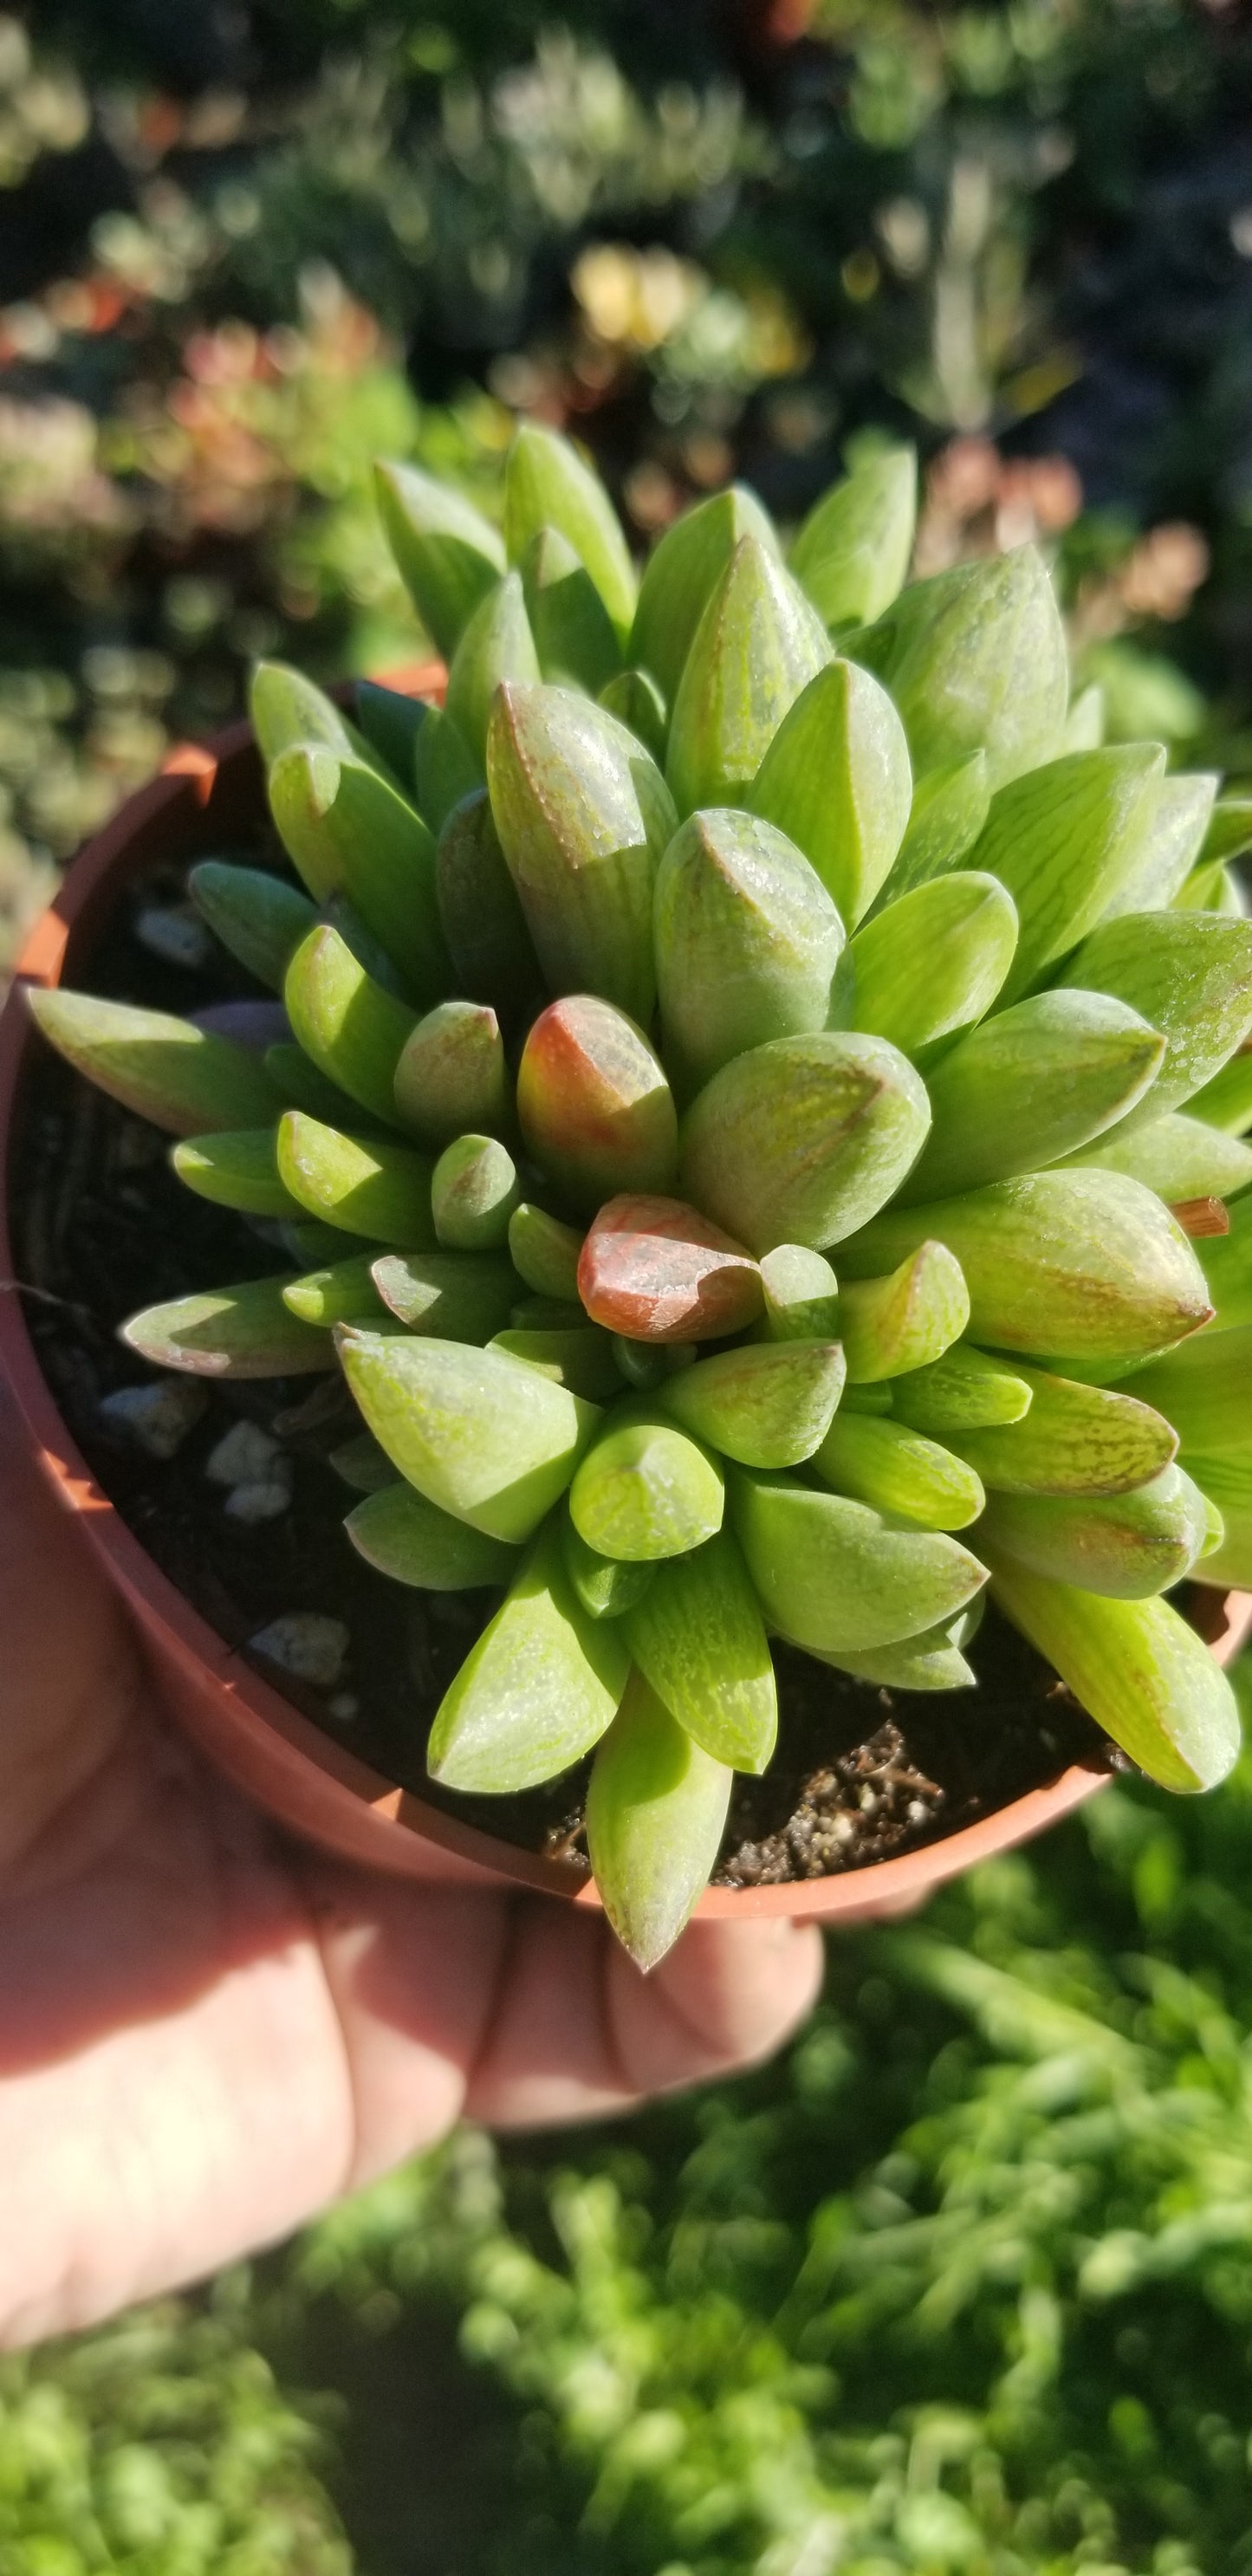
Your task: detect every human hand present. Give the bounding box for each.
[0,1395,822,2349]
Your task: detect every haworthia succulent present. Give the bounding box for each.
[370,1248,516,1340]
[586,1672,733,1971]
[1195,1192,1252,1332]
[967,744,1166,1004]
[831,871,1017,1059]
[569,1404,725,1561]
[949,1359,1177,1496]
[789,444,917,630]
[431,1132,520,1250]
[1123,1322,1252,1454]
[897,989,1165,1203]
[373,458,506,659]
[338,1328,601,1541]
[120,1275,333,1378]
[658,1336,846,1469]
[392,999,509,1145]
[653,808,845,1092]
[444,568,541,763]
[188,861,318,994]
[413,706,482,835]
[282,1252,386,1327]
[1188,1044,1252,1136]
[346,1483,518,1590]
[488,1325,623,1404]
[730,1467,987,1653]
[988,1558,1240,1793]
[838,1241,970,1383]
[679,1029,931,1256]
[172,1128,300,1219]
[889,1344,1034,1434]
[277,1108,437,1245]
[577,1194,763,1344]
[503,422,637,646]
[1059,1109,1252,1204]
[26,990,283,1138]
[509,1203,584,1303]
[631,483,778,704]
[979,1464,1212,1599]
[1177,1450,1252,1588]
[521,524,622,698]
[487,682,676,1023]
[354,678,431,784]
[816,1409,985,1530]
[434,788,542,1023]
[850,546,1068,790]
[840,1171,1213,1368]
[561,1517,656,1621]
[1056,911,1252,1134]
[749,658,911,925]
[267,743,450,999]
[757,1243,842,1342]
[876,749,990,905]
[1061,684,1105,754]
[283,925,416,1127]
[263,1041,366,1129]
[428,1514,629,1794]
[666,536,831,815]
[517,996,678,1210]
[597,666,667,763]
[808,1613,979,1693]
[623,1528,777,1772]
[1098,770,1218,920]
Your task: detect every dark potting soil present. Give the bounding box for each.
[9,851,1119,1885]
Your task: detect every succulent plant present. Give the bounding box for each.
[29,427,1252,1968]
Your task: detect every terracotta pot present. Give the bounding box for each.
[1,703,1249,1926]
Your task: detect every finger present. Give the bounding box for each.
[465,1901,823,2128]
[0,1392,139,1871]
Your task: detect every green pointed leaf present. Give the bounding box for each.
[1174,858,1246,917]
[509,1203,584,1303]
[339,1329,600,1541]
[1176,1451,1252,1587]
[1060,1109,1252,1204]
[654,808,844,1093]
[577,1195,763,1345]
[431,1132,519,1251]
[428,1515,628,1793]
[354,678,431,784]
[188,862,318,994]
[371,1247,516,1341]
[392,999,509,1145]
[840,1171,1213,1369]
[757,1243,841,1342]
[522,524,622,697]
[283,925,416,1127]
[570,1405,724,1561]
[488,1326,623,1404]
[503,422,636,645]
[623,1527,776,1772]
[968,745,1166,1004]
[1124,1322,1252,1455]
[276,1110,435,1245]
[329,1430,396,1493]
[346,1482,517,1591]
[26,989,282,1138]
[562,1518,655,1621]
[666,535,832,817]
[323,894,412,1000]
[444,568,541,764]
[1056,911,1252,1134]
[282,1252,386,1327]
[413,706,483,835]
[808,1615,978,1693]
[587,1672,732,1971]
[172,1127,300,1219]
[121,1275,333,1378]
[1202,797,1252,868]
[249,660,356,765]
[374,458,506,659]
[1098,771,1218,920]
[679,1029,931,1256]
[789,444,917,630]
[980,1463,1212,1599]
[901,990,1165,1204]
[749,658,911,925]
[517,995,678,1210]
[814,1412,984,1530]
[434,788,542,1022]
[890,1344,1034,1434]
[597,666,667,763]
[987,1559,1241,1793]
[630,483,778,704]
[730,1466,987,1653]
[263,1041,364,1130]
[876,751,990,905]
[839,1242,970,1382]
[950,1359,1177,1496]
[1188,1046,1252,1136]
[267,743,450,998]
[487,682,675,1022]
[658,1337,846,1469]
[851,546,1068,790]
[1061,683,1106,753]
[1196,1191,1252,1332]
[833,873,1016,1060]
